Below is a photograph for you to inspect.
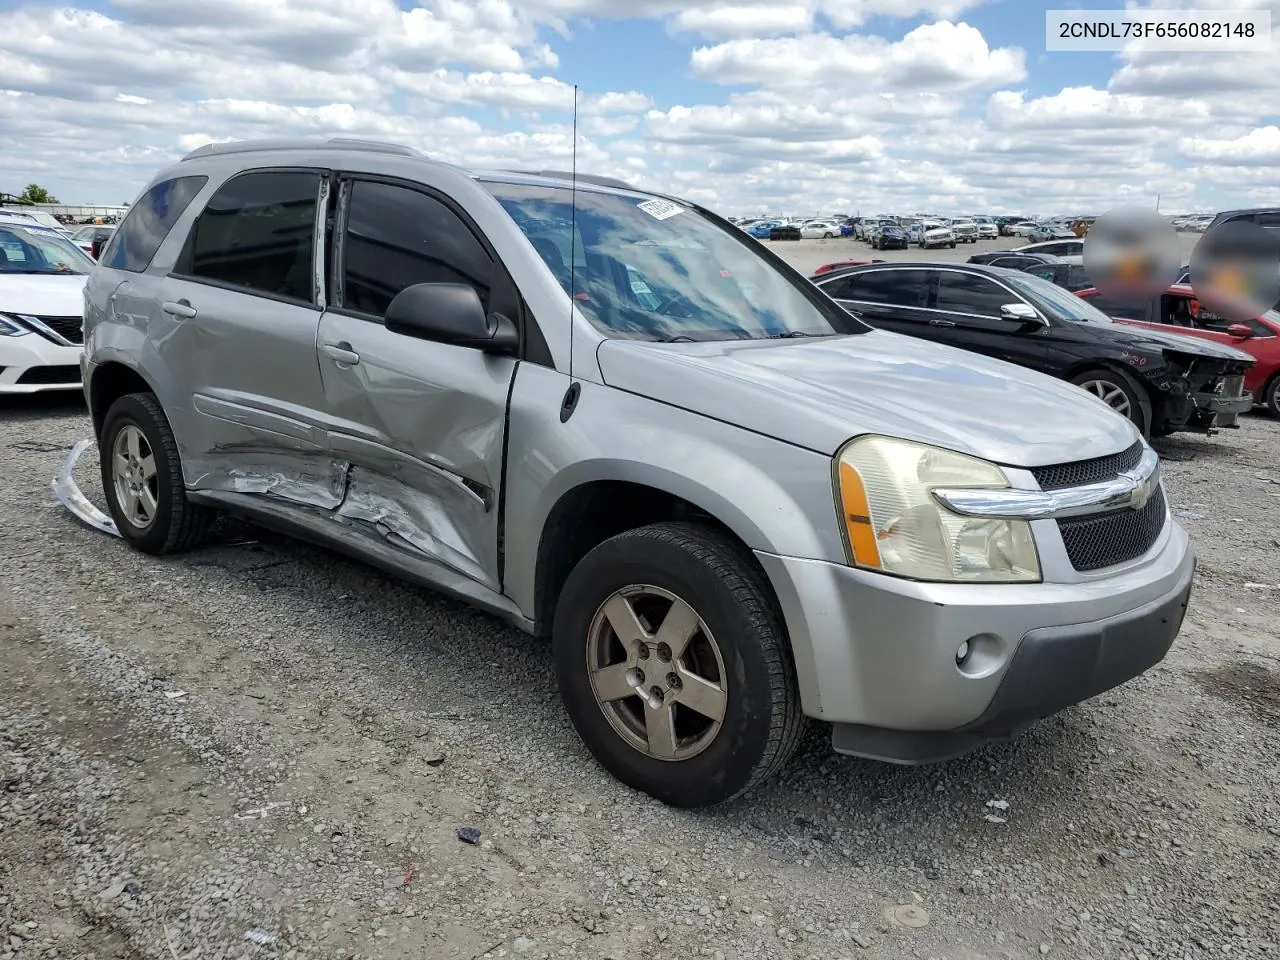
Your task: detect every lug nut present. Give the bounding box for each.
[666,673,680,689]
[656,643,672,662]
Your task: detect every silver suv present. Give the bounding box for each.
[83,138,1195,807]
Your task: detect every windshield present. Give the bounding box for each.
[0,225,95,275]
[1002,272,1116,323]
[484,180,864,341]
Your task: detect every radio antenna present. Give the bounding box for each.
[567,83,579,382]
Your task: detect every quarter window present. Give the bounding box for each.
[341,180,492,318]
[935,272,1013,316]
[184,171,320,303]
[101,175,207,273]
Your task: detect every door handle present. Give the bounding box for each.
[928,318,956,327]
[161,300,197,319]
[321,342,360,365]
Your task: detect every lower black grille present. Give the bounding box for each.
[16,365,81,385]
[28,315,84,345]
[1057,485,1166,571]
[1031,441,1144,491]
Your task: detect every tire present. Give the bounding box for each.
[949,241,956,248]
[1069,367,1153,438]
[1264,374,1280,419]
[823,232,833,239]
[99,392,213,555]
[552,521,805,808]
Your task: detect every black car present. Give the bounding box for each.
[967,251,1059,267]
[769,223,802,241]
[811,262,1255,438]
[871,225,909,250]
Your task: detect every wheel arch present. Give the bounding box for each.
[88,360,161,441]
[530,474,778,640]
[1063,359,1157,433]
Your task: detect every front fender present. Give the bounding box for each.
[501,363,847,618]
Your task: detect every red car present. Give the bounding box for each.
[812,258,883,275]
[1076,283,1280,418]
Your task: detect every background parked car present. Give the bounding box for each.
[812,258,884,275]
[800,220,841,239]
[70,224,116,257]
[1018,259,1095,293]
[870,224,908,250]
[810,262,1255,437]
[769,222,803,241]
[915,221,956,248]
[1031,221,1077,242]
[1077,282,1280,419]
[949,220,979,244]
[1013,239,1085,258]
[968,251,1062,268]
[746,220,780,239]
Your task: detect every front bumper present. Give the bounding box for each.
[755,518,1195,761]
[0,338,83,393]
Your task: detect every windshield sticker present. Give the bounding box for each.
[637,198,684,221]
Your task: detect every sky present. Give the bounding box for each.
[1,0,1279,216]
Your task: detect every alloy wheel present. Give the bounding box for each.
[1080,379,1132,417]
[585,585,727,761]
[111,424,159,529]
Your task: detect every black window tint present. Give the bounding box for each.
[818,275,855,300]
[185,171,319,302]
[850,269,930,307]
[1254,211,1280,227]
[342,180,492,317]
[935,273,1012,316]
[1086,293,1147,321]
[988,256,1036,269]
[1065,265,1092,291]
[101,176,206,273]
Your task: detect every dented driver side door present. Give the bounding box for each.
[315,177,516,592]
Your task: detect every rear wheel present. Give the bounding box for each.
[100,392,213,554]
[552,522,805,808]
[1069,367,1153,438]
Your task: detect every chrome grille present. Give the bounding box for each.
[1057,486,1167,571]
[1029,441,1144,491]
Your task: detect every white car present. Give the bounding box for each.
[0,215,94,393]
[1013,239,1085,258]
[1009,221,1038,237]
[800,220,841,239]
[974,218,999,239]
[0,208,74,238]
[949,219,979,243]
[916,218,957,245]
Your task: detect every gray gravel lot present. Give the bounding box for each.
[1,241,1277,960]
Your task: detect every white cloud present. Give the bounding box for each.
[1179,126,1280,164]
[690,21,1026,92]
[669,5,814,38]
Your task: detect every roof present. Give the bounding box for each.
[810,260,1026,281]
[177,137,650,198]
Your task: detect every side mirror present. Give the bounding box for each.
[384,282,518,355]
[1225,323,1254,339]
[1000,302,1046,328]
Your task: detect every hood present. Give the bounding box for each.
[924,226,952,236]
[596,330,1138,467]
[0,273,88,316]
[1097,321,1256,363]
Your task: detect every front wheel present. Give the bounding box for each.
[1264,374,1280,419]
[1069,367,1153,437]
[552,522,805,808]
[949,241,957,248]
[99,392,213,554]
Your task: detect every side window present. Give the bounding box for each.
[1086,293,1147,321]
[935,272,1013,316]
[183,171,319,303]
[1254,212,1280,227]
[817,274,855,300]
[850,269,930,307]
[101,175,207,273]
[341,180,493,318]
[1024,265,1058,283]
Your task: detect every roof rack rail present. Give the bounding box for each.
[504,169,639,191]
[181,137,425,162]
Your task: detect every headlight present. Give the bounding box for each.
[0,313,32,337]
[834,435,1041,583]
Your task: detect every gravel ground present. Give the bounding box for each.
[2,332,1278,958]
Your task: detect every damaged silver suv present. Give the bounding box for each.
[83,138,1195,807]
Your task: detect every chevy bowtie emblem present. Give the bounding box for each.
[1117,466,1153,510]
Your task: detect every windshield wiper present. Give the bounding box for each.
[762,330,831,339]
[655,334,699,343]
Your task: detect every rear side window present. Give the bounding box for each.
[183,171,320,303]
[101,175,207,273]
[1255,212,1280,227]
[340,180,493,318]
[1083,293,1148,321]
[848,269,930,307]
